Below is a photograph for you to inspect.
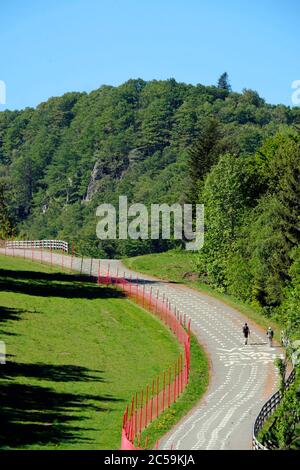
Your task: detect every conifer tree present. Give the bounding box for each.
[0,185,14,239]
[217,72,231,91]
[186,118,222,205]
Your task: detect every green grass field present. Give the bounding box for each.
[0,254,208,450]
[123,250,284,341]
[124,250,197,284]
[0,255,183,449]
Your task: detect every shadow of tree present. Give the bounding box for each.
[0,380,121,448]
[0,269,94,284]
[0,306,24,323]
[0,269,125,299]
[0,267,124,448]
[1,361,105,382]
[0,306,29,336]
[0,361,122,448]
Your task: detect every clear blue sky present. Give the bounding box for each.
[1,0,299,110]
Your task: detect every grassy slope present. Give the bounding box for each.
[0,255,183,450]
[123,250,284,341]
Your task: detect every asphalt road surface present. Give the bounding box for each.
[1,248,283,450]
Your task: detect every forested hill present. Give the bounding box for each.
[1,78,300,331]
[0,78,300,260]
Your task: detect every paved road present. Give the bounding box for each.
[1,249,283,450]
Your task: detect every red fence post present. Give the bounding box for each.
[131,395,135,442]
[184,343,188,385]
[139,389,144,434]
[163,371,166,412]
[134,411,138,444]
[181,353,184,393]
[156,376,159,418]
[145,384,149,427]
[168,367,171,407]
[130,396,134,442]
[150,380,154,422]
[177,356,180,395]
[162,294,165,321]
[123,405,128,428]
[174,362,177,401]
[149,287,152,311]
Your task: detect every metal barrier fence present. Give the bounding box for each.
[252,368,296,450]
[3,239,69,253]
[0,240,191,450]
[98,272,191,450]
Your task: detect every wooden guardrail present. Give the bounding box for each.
[4,239,69,253]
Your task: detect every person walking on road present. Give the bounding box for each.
[243,323,250,345]
[267,326,274,347]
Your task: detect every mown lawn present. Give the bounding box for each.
[0,255,182,450]
[124,250,197,284]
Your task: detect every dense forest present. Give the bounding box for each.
[0,77,299,333]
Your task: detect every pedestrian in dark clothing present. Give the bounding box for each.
[243,323,250,345]
[267,327,274,347]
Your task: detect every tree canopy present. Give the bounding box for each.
[0,79,300,318]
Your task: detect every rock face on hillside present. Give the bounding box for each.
[85,160,106,202]
[84,148,144,201]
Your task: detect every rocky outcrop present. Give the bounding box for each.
[85,160,106,202]
[84,149,145,202]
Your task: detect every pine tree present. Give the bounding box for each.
[186,118,222,205]
[270,132,300,248]
[217,72,231,91]
[0,185,15,239]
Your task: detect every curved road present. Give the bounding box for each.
[1,249,283,450]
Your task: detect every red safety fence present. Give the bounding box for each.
[97,271,191,450]
[0,239,191,450]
